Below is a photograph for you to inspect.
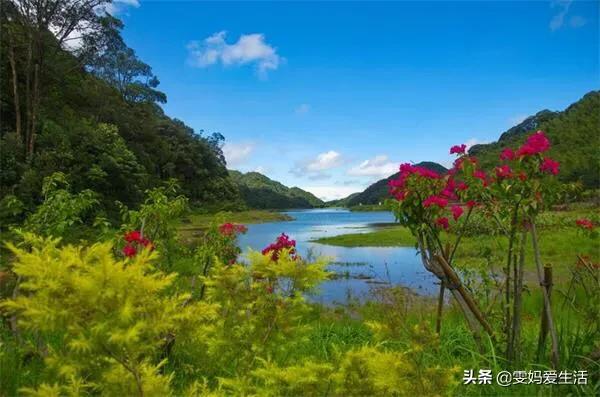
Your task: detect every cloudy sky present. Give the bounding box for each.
[117,0,598,200]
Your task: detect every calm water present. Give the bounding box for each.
[237,208,437,304]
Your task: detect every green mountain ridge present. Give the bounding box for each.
[331,90,599,207]
[229,170,324,209]
[334,162,448,207]
[470,90,600,187]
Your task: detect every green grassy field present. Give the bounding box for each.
[313,208,599,282]
[177,209,292,242]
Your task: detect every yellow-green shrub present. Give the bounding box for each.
[2,233,217,395]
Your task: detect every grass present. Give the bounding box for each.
[313,207,600,283]
[184,209,293,227]
[178,209,293,242]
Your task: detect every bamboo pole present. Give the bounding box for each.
[435,254,495,338]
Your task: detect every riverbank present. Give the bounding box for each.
[178,209,293,242]
[313,217,599,282]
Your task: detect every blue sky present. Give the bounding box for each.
[114,0,598,200]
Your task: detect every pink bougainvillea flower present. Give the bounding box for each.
[500,148,515,161]
[450,144,467,155]
[473,169,489,186]
[219,223,248,236]
[415,167,440,179]
[457,182,469,191]
[517,131,551,157]
[576,219,594,230]
[451,205,464,221]
[495,165,513,179]
[124,230,142,243]
[122,244,137,257]
[436,217,450,230]
[466,200,478,208]
[423,195,448,209]
[235,224,248,234]
[540,157,560,175]
[262,233,297,261]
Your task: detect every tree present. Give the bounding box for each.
[2,0,111,156]
[86,15,167,104]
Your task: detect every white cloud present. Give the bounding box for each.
[223,142,254,167]
[569,15,587,28]
[549,0,572,31]
[302,185,364,201]
[103,0,140,16]
[295,104,310,115]
[347,155,397,178]
[291,150,344,179]
[465,138,488,150]
[307,151,343,171]
[254,166,267,174]
[187,31,282,78]
[549,0,584,31]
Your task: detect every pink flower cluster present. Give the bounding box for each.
[495,165,513,179]
[388,163,441,200]
[540,158,560,175]
[576,219,594,230]
[516,131,550,157]
[450,144,467,155]
[122,230,154,258]
[262,233,297,261]
[423,195,448,208]
[219,222,248,237]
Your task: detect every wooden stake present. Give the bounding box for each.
[531,222,560,369]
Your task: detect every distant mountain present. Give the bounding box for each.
[470,90,599,187]
[341,161,448,207]
[229,170,324,209]
[326,192,361,207]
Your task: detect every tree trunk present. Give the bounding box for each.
[28,62,39,158]
[8,37,22,144]
[24,35,33,153]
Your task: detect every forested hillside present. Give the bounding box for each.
[0,3,239,222]
[229,170,324,209]
[470,91,600,187]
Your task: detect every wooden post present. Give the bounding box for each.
[537,265,553,361]
[531,223,560,369]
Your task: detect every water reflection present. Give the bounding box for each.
[237,208,436,303]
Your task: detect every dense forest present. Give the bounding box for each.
[470,91,600,188]
[0,0,240,224]
[229,170,324,209]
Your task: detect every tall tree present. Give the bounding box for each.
[86,15,167,104]
[2,0,111,157]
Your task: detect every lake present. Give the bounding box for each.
[237,208,437,304]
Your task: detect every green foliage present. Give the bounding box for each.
[2,233,217,395]
[24,172,98,239]
[471,91,600,188]
[0,8,240,213]
[119,180,188,268]
[229,170,324,209]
